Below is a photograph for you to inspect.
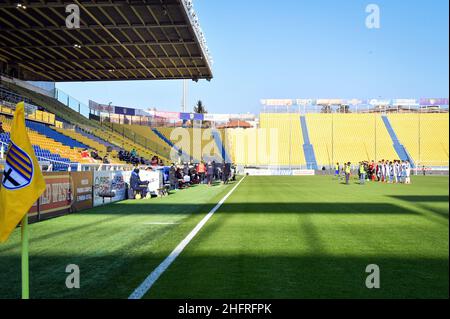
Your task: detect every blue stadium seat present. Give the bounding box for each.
[26,120,88,149]
[0,132,75,172]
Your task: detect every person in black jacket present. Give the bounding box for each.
[222,162,231,184]
[129,168,149,198]
[169,164,177,190]
[207,161,215,186]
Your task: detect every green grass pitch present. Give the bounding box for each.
[0,175,448,299]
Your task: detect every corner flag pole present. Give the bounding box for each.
[21,214,29,299]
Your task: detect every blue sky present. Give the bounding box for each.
[57,0,449,114]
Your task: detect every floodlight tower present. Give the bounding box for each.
[181,80,188,113]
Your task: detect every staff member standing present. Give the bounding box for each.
[359,162,366,185]
[345,162,351,185]
[334,162,340,179]
[197,161,206,184]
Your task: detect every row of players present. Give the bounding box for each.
[336,160,412,185]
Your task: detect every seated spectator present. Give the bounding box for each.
[103,155,110,164]
[91,150,102,160]
[81,148,90,159]
[118,150,125,161]
[183,174,191,186]
[129,168,149,199]
[0,122,5,134]
[176,168,186,189]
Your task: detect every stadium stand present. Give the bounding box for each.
[75,127,121,152]
[2,81,97,130]
[225,127,285,166]
[26,120,88,150]
[2,76,448,171]
[0,114,85,170]
[381,116,415,166]
[0,81,170,167]
[153,127,223,163]
[305,114,398,167]
[388,113,449,167]
[101,122,171,162]
[54,127,123,163]
[300,116,318,169]
[259,114,307,166]
[117,124,172,158]
[212,129,230,163]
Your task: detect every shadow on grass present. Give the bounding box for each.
[390,195,449,203]
[390,195,449,220]
[77,202,420,216]
[0,254,447,299]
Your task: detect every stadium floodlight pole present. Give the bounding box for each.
[374,115,377,160]
[418,111,421,168]
[288,105,292,170]
[182,80,188,113]
[331,111,334,166]
[108,102,112,122]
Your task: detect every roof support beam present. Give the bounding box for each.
[0,23,189,32]
[0,40,196,50]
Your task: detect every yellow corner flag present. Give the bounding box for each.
[0,102,46,243]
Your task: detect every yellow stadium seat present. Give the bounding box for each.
[388,113,449,167]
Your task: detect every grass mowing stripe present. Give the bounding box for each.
[146,176,448,299]
[0,181,236,299]
[128,176,247,299]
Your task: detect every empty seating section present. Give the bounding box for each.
[388,113,449,167]
[155,127,223,162]
[226,127,298,165]
[0,115,81,170]
[127,125,171,157]
[27,109,56,125]
[54,127,122,163]
[55,127,106,153]
[0,104,13,115]
[305,114,397,166]
[259,114,306,166]
[305,114,332,166]
[75,128,120,152]
[90,125,170,163]
[26,120,88,149]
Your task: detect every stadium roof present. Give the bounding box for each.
[0,0,213,82]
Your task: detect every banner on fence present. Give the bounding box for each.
[419,98,449,106]
[28,172,71,219]
[244,169,295,176]
[292,169,315,176]
[70,171,93,212]
[122,169,163,196]
[93,171,127,206]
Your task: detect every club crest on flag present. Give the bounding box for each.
[2,141,34,190]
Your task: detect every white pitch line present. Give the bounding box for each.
[128,176,246,299]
